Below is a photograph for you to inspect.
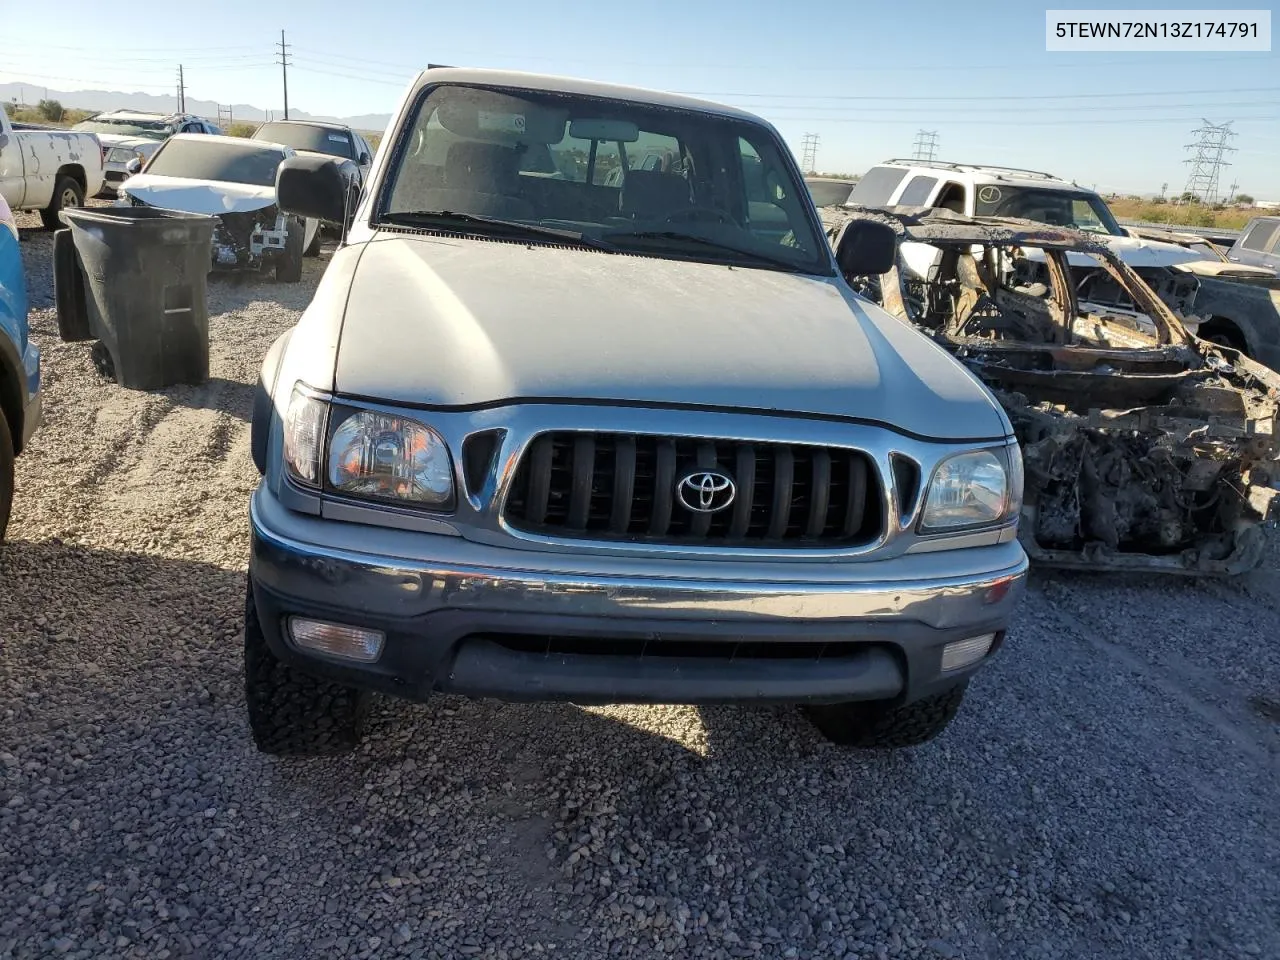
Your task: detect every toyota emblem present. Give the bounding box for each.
[676,469,736,514]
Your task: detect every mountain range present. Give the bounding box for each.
[0,80,393,133]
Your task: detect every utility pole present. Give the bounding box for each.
[800,132,819,174]
[217,104,233,127]
[176,65,185,113]
[277,30,292,120]
[1182,119,1236,204]
[911,130,939,162]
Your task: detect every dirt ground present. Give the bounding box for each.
[1,214,1277,960]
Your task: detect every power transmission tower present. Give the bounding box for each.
[1182,119,1236,204]
[1160,182,1168,199]
[1226,179,1239,203]
[800,133,819,174]
[911,130,939,162]
[277,30,292,120]
[176,65,185,113]
[217,104,233,127]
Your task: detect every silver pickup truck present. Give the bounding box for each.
[245,67,1028,756]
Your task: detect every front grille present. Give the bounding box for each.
[504,432,883,547]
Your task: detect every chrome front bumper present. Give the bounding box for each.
[249,485,1029,705]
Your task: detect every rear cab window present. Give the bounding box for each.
[847,166,909,207]
[1240,220,1280,252]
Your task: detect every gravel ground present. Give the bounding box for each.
[2,213,1278,960]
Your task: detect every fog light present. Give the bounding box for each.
[288,618,384,663]
[940,633,995,672]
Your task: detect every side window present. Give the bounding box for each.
[933,182,965,213]
[847,166,909,207]
[897,175,938,206]
[1071,199,1105,232]
[1241,220,1280,252]
[737,136,808,252]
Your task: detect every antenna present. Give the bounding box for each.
[911,130,939,162]
[1182,119,1236,204]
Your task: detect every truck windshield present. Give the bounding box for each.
[973,185,1123,236]
[380,83,829,274]
[73,118,174,141]
[255,122,355,159]
[145,140,285,188]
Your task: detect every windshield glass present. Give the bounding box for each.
[973,185,1123,236]
[144,139,285,187]
[255,122,355,159]
[381,84,828,274]
[73,118,173,140]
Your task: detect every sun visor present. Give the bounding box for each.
[434,89,567,145]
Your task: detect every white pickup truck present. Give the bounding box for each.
[0,112,104,229]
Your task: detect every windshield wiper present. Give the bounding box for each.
[380,210,617,250]
[601,229,805,272]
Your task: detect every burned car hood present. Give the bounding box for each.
[1019,234,1203,270]
[331,233,1010,441]
[120,175,277,215]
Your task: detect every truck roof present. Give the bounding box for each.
[407,67,767,125]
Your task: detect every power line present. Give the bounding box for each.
[800,133,819,173]
[1183,119,1236,203]
[276,30,292,121]
[911,130,939,161]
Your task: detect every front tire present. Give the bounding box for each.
[243,581,371,756]
[274,220,304,283]
[41,175,85,231]
[805,682,968,748]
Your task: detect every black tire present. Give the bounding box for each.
[53,229,92,342]
[0,412,13,543]
[41,175,85,231]
[274,220,304,283]
[805,682,969,748]
[243,582,371,756]
[304,223,323,257]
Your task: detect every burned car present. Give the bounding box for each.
[827,206,1280,575]
[116,134,323,281]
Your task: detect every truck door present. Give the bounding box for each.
[0,120,26,208]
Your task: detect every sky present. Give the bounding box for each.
[3,0,1278,197]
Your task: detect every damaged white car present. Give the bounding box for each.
[829,207,1280,576]
[117,134,320,281]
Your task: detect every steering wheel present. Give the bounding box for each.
[664,205,734,225]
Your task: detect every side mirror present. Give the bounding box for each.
[835,220,897,276]
[125,157,143,175]
[358,152,371,166]
[276,155,359,225]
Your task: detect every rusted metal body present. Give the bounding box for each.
[827,207,1280,575]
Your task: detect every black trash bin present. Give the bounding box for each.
[59,207,216,391]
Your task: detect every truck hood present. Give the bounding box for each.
[1019,234,1204,269]
[120,175,276,214]
[332,234,1008,441]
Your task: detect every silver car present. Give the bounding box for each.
[244,68,1028,757]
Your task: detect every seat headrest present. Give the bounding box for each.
[446,141,521,190]
[620,169,690,218]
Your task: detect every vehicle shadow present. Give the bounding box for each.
[160,375,254,422]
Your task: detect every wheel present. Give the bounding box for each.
[0,412,13,542]
[243,581,371,756]
[274,220,304,283]
[53,229,92,341]
[805,682,969,748]
[41,175,85,231]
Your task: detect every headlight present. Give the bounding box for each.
[282,387,327,488]
[328,408,454,508]
[919,449,1019,532]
